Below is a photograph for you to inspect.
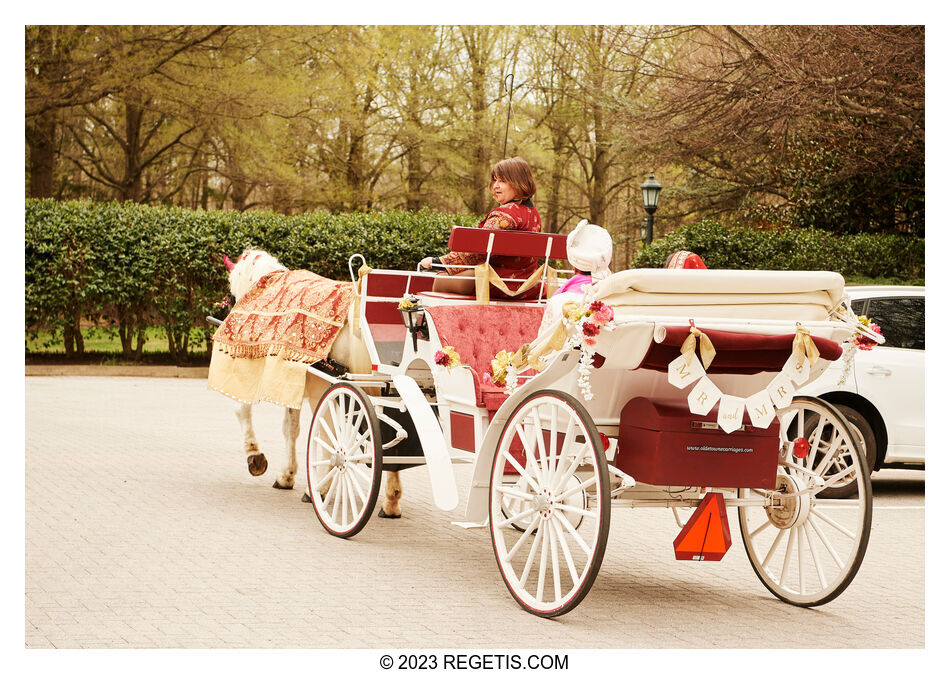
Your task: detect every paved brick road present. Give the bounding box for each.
[25,376,925,649]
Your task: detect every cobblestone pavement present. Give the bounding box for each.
[25,377,925,650]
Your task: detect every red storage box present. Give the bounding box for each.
[617,397,780,489]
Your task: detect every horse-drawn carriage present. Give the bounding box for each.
[214,226,882,618]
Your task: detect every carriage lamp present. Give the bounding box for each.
[640,172,662,245]
[398,296,428,351]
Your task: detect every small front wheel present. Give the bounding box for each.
[306,383,382,538]
[489,390,610,617]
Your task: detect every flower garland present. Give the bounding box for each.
[563,300,616,401]
[837,314,883,385]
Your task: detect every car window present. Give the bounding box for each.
[865,296,925,350]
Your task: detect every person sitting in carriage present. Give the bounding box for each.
[420,157,543,299]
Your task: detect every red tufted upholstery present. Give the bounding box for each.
[426,304,544,410]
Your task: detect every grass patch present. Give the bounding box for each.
[26,326,212,364]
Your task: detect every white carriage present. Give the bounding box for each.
[302,226,881,617]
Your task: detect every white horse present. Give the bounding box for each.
[223,250,404,518]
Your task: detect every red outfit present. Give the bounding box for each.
[439,200,542,278]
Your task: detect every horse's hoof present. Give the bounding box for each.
[378,508,401,519]
[272,480,294,490]
[247,453,268,476]
[301,492,312,503]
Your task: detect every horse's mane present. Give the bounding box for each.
[229,249,288,300]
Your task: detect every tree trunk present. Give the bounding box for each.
[405,144,424,211]
[119,97,144,202]
[26,111,56,198]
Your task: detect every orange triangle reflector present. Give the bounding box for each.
[673,492,732,561]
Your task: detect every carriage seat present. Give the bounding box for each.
[425,304,544,410]
[417,227,570,304]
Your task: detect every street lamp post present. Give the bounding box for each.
[640,173,662,245]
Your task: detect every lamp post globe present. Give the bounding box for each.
[640,173,662,244]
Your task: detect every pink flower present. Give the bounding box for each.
[434,350,450,366]
[583,337,597,347]
[588,300,604,313]
[855,323,882,351]
[593,304,614,324]
[481,372,492,385]
[582,321,600,337]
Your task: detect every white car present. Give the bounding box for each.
[797,285,925,493]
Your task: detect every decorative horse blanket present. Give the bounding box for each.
[207,269,355,408]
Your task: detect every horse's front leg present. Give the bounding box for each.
[273,406,301,489]
[236,402,268,476]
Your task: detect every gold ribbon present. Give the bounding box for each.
[474,262,549,305]
[680,324,716,369]
[792,324,821,366]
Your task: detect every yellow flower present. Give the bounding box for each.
[398,297,418,310]
[444,345,461,369]
[490,350,513,384]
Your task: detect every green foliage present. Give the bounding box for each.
[632,220,924,281]
[25,199,476,362]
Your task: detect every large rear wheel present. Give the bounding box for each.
[738,396,872,606]
[489,390,610,617]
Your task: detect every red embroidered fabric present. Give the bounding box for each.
[212,269,354,363]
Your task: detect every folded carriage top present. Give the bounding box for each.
[592,269,845,321]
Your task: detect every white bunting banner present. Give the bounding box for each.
[667,353,705,390]
[745,390,776,429]
[767,373,796,409]
[688,376,722,416]
[781,353,811,385]
[717,395,746,434]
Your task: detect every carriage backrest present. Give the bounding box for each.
[447,227,569,260]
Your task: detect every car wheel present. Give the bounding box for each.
[810,403,877,499]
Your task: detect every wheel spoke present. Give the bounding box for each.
[808,517,845,570]
[343,470,361,524]
[548,520,562,603]
[504,514,542,562]
[780,526,795,588]
[496,485,536,501]
[803,519,827,590]
[497,506,537,529]
[551,415,577,485]
[311,467,335,494]
[502,450,541,493]
[515,424,545,486]
[553,510,591,557]
[555,475,596,503]
[798,525,806,595]
[551,516,580,585]
[518,519,545,589]
[318,415,339,448]
[749,519,773,540]
[554,502,597,520]
[762,526,788,567]
[536,519,549,601]
[812,506,857,539]
[530,409,550,484]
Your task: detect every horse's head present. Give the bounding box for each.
[225,249,288,300]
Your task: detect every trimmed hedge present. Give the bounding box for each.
[632,220,924,280]
[25,199,474,361]
[26,201,925,362]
